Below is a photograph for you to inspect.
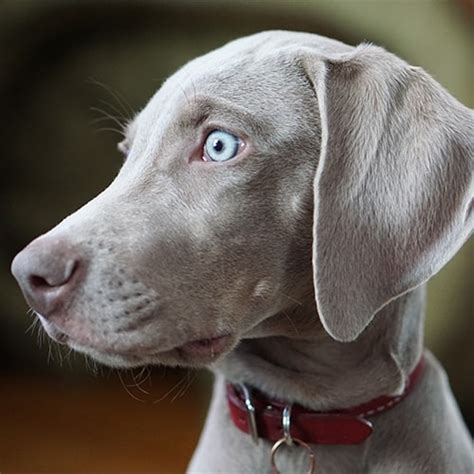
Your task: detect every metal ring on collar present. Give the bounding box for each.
[282,403,293,445]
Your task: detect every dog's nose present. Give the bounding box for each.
[11,236,83,317]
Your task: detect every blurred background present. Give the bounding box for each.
[1,1,472,472]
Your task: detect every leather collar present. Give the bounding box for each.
[226,356,425,445]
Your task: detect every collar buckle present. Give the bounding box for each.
[238,383,259,445]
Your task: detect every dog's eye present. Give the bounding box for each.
[203,130,243,162]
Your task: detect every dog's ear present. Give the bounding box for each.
[302,45,473,342]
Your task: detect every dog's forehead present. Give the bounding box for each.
[156,48,296,111]
[148,32,350,108]
[137,46,296,137]
[132,31,353,153]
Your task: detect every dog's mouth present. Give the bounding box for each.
[72,334,233,368]
[38,315,233,367]
[175,334,232,358]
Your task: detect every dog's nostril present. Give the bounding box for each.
[11,236,84,317]
[29,274,54,290]
[29,260,78,289]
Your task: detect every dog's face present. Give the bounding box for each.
[11,31,473,368]
[11,34,321,368]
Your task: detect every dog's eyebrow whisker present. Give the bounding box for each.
[90,106,127,130]
[190,78,198,104]
[93,127,126,137]
[98,98,130,124]
[90,115,126,126]
[177,82,192,108]
[87,78,135,120]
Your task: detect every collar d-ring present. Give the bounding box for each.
[271,403,316,473]
[282,403,293,445]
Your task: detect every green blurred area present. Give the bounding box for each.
[1,0,472,440]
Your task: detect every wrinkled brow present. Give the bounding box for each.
[175,95,273,135]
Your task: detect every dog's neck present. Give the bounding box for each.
[214,286,425,411]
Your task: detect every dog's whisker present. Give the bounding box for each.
[171,371,191,402]
[98,98,130,125]
[90,115,126,127]
[25,317,39,335]
[83,353,92,372]
[280,293,303,306]
[84,354,101,376]
[132,366,152,392]
[132,381,150,395]
[190,78,197,103]
[64,347,74,368]
[90,106,127,130]
[54,344,64,367]
[153,372,190,404]
[122,368,150,395]
[169,373,192,402]
[160,365,167,379]
[118,370,145,403]
[132,366,146,382]
[177,82,192,108]
[93,127,126,136]
[36,324,46,349]
[173,370,197,401]
[46,339,55,364]
[282,309,300,337]
[87,78,135,120]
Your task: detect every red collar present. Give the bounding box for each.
[226,357,425,445]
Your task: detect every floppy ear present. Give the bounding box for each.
[303,45,473,342]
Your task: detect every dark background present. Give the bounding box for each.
[1,1,472,472]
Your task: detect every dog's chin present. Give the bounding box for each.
[67,333,237,369]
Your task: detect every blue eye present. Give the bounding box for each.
[203,130,243,162]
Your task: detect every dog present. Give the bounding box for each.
[11,31,473,473]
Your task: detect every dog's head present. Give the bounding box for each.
[11,31,473,368]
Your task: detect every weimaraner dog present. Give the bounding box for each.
[12,31,473,473]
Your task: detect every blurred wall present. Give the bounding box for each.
[1,1,472,471]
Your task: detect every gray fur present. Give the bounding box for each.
[11,31,473,472]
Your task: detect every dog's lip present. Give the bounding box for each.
[108,334,233,360]
[66,333,233,362]
[36,312,233,364]
[37,314,69,344]
[174,334,232,358]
